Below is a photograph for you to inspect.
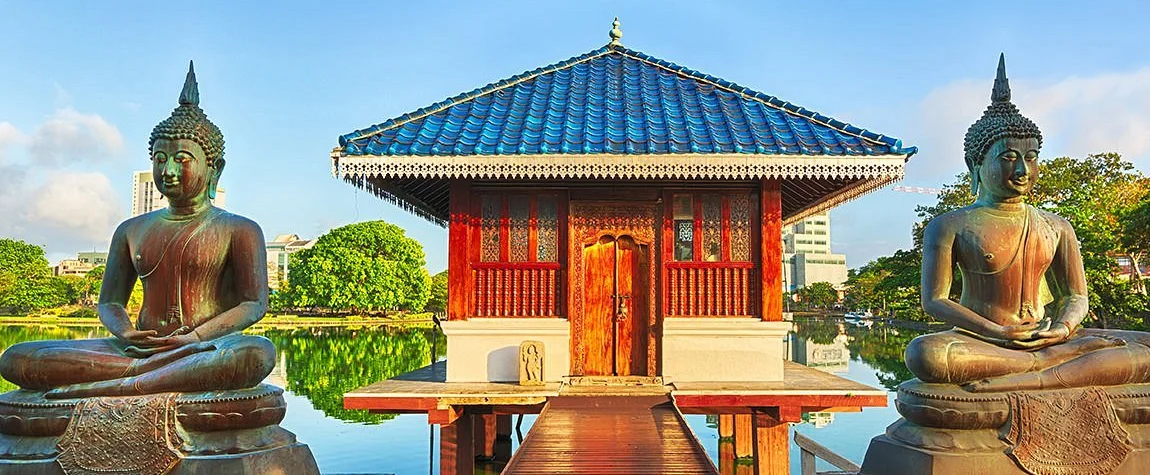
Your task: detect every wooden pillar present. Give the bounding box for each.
[440,412,475,475]
[734,413,754,458]
[473,414,497,460]
[719,414,734,439]
[753,410,791,475]
[718,440,736,475]
[493,415,513,463]
[448,180,473,321]
[760,178,783,321]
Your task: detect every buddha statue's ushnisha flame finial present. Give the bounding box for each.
[962,54,1043,193]
[149,60,225,166]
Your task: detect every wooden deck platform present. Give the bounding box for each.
[501,396,718,475]
[343,360,887,417]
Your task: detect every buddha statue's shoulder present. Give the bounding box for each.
[923,205,983,236]
[208,208,266,241]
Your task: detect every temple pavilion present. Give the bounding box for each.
[333,21,915,385]
[337,20,913,475]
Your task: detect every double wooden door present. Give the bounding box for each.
[579,235,650,376]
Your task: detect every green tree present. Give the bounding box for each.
[0,239,69,312]
[75,265,105,306]
[284,221,432,313]
[798,282,838,309]
[426,270,448,312]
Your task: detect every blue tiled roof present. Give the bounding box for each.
[339,44,916,157]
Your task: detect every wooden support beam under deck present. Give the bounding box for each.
[753,410,790,475]
[440,411,474,475]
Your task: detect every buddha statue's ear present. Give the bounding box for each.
[970,167,980,196]
[209,158,226,201]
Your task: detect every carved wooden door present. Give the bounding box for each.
[580,235,649,376]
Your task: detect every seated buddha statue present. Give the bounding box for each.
[905,55,1150,393]
[0,62,276,399]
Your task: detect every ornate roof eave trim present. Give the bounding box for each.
[781,171,902,226]
[332,152,910,182]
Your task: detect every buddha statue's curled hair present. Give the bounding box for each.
[963,54,1042,171]
[149,61,225,165]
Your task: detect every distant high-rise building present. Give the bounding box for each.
[131,170,226,216]
[782,212,847,292]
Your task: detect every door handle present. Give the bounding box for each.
[615,294,631,321]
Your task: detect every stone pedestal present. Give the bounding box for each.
[0,385,319,475]
[860,380,1150,475]
[861,431,1150,475]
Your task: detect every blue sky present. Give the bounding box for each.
[2,1,1148,272]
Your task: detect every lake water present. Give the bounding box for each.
[0,319,921,475]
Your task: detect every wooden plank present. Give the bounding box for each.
[760,178,783,321]
[754,411,789,475]
[448,180,472,321]
[793,431,861,473]
[503,396,717,474]
[617,238,636,375]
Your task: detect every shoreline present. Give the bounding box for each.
[0,315,436,328]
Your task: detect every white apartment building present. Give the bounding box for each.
[782,212,848,292]
[266,234,315,290]
[131,170,227,216]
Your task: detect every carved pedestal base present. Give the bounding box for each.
[861,430,1150,475]
[0,441,319,475]
[0,385,319,475]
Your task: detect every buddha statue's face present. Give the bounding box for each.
[150,138,221,204]
[977,136,1040,201]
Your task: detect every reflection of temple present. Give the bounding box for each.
[264,350,288,388]
[792,333,850,373]
[337,20,910,475]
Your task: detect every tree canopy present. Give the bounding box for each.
[797,281,838,309]
[843,153,1150,327]
[426,270,448,313]
[283,221,431,313]
[0,239,70,312]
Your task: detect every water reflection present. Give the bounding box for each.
[0,324,446,425]
[792,317,924,391]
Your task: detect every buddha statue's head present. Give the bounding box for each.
[148,61,225,205]
[963,54,1043,201]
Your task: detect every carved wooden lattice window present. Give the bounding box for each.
[476,193,560,263]
[509,196,531,262]
[670,192,754,263]
[729,194,751,261]
[536,196,558,262]
[480,195,502,262]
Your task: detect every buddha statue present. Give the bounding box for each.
[0,62,317,475]
[905,55,1150,392]
[860,55,1150,475]
[0,63,276,398]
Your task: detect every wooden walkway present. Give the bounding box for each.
[501,396,718,475]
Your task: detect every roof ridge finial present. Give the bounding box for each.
[609,17,622,46]
[991,53,1010,103]
[179,60,200,106]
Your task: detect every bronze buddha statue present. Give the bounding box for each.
[860,55,1150,475]
[0,63,317,475]
[906,55,1150,392]
[0,63,276,398]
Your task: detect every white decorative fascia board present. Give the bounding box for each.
[333,153,908,181]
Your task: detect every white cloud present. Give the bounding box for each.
[29,108,125,165]
[0,122,28,163]
[22,171,124,244]
[910,67,1150,182]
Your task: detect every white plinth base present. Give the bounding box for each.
[440,318,571,383]
[661,318,791,382]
